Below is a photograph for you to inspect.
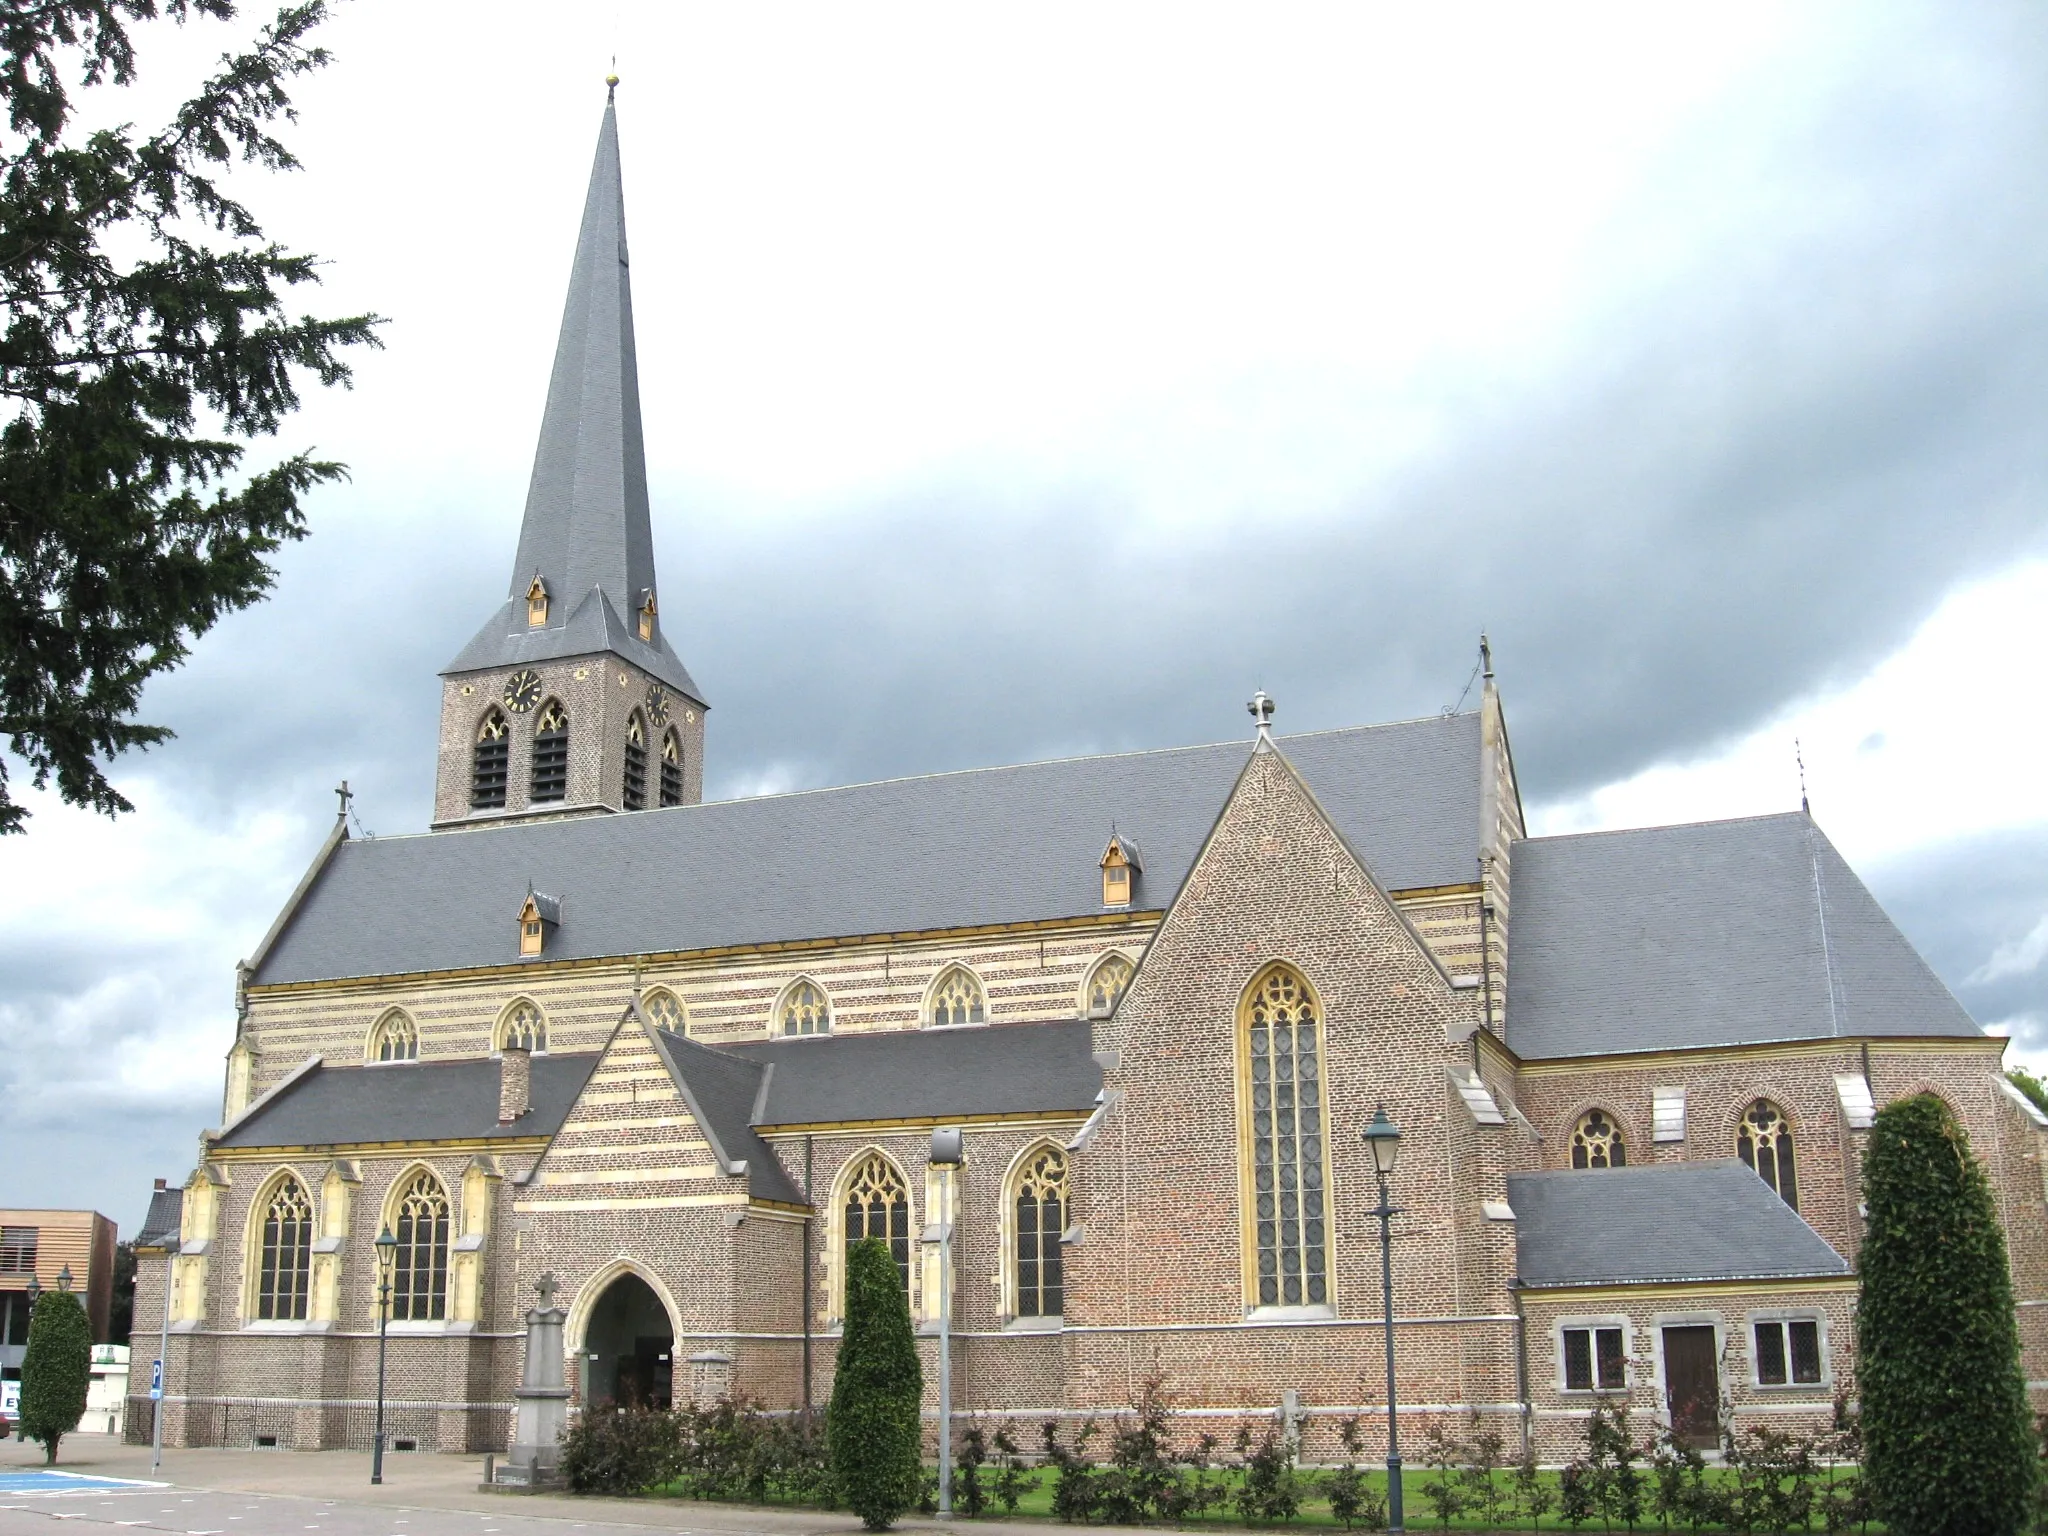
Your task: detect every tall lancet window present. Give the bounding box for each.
[531,700,569,803]
[472,711,509,809]
[1012,1145,1067,1318]
[1241,964,1330,1309]
[255,1175,314,1321]
[660,729,684,807]
[842,1153,911,1305]
[390,1171,451,1321]
[623,711,648,810]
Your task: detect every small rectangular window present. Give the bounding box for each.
[1755,1319,1823,1385]
[1564,1329,1593,1391]
[1563,1326,1625,1391]
[1788,1320,1822,1384]
[1596,1326,1626,1388]
[1755,1321,1788,1384]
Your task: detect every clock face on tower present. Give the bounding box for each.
[503,669,543,713]
[645,684,670,726]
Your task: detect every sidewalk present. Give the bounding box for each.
[0,1432,1073,1535]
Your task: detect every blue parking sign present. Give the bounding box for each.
[149,1359,163,1401]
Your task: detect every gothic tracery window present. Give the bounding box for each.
[1086,953,1135,1017]
[642,988,685,1034]
[499,1000,547,1053]
[842,1153,911,1303]
[370,1009,418,1063]
[660,729,684,807]
[471,710,509,809]
[1013,1145,1067,1318]
[389,1170,450,1322]
[1243,965,1329,1309]
[1738,1100,1798,1208]
[531,699,569,803]
[929,966,986,1027]
[781,980,831,1036]
[1571,1110,1626,1169]
[256,1175,313,1322]
[624,711,648,810]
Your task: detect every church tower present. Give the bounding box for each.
[433,91,707,828]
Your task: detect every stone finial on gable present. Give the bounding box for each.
[1100,832,1142,909]
[518,887,561,958]
[1248,690,1276,747]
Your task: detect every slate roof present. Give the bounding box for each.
[134,1187,183,1252]
[1505,812,1982,1060]
[649,1029,806,1207]
[443,98,701,703]
[1508,1162,1852,1287]
[253,714,1484,986]
[210,1054,601,1149]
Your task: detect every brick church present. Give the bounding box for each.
[131,94,2048,1462]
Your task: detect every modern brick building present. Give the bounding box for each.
[130,93,2048,1462]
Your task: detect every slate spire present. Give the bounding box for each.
[443,93,703,704]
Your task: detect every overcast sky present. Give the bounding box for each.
[5,2,2048,1237]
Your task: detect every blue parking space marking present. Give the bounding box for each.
[0,1470,166,1496]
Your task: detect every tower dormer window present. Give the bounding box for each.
[638,588,657,642]
[624,711,648,810]
[531,700,569,802]
[526,574,549,628]
[1100,833,1141,908]
[517,893,559,958]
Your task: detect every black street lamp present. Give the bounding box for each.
[1363,1106,1404,1534]
[371,1226,398,1485]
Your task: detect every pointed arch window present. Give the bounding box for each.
[929,966,986,1027]
[1085,953,1135,1018]
[370,1009,418,1063]
[389,1170,450,1321]
[1570,1110,1626,1169]
[624,711,649,810]
[1738,1100,1798,1208]
[780,980,831,1036]
[498,1000,547,1053]
[642,988,685,1035]
[660,729,684,807]
[1242,965,1330,1309]
[256,1175,314,1321]
[843,1153,911,1302]
[1012,1145,1067,1318]
[471,710,509,809]
[531,700,569,803]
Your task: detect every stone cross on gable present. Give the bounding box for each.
[535,1272,559,1307]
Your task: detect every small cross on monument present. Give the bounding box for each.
[534,1271,559,1308]
[335,780,352,824]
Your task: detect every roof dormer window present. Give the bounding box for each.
[517,889,560,958]
[526,574,549,628]
[638,587,657,642]
[1100,833,1141,909]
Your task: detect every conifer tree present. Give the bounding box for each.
[18,1288,92,1465]
[1858,1093,2035,1536]
[828,1237,924,1530]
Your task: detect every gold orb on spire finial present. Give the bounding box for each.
[606,70,619,87]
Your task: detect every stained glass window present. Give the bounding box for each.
[1245,966,1328,1308]
[843,1154,911,1300]
[1014,1146,1067,1318]
[390,1171,450,1322]
[256,1177,313,1321]
[1739,1101,1798,1208]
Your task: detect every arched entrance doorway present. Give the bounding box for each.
[580,1271,674,1410]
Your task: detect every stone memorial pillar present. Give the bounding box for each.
[500,1273,570,1487]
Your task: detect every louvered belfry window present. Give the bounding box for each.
[843,1154,911,1300]
[531,700,569,802]
[391,1171,450,1321]
[1014,1146,1067,1317]
[257,1178,313,1321]
[623,711,648,810]
[1245,965,1329,1308]
[471,711,509,809]
[660,729,684,807]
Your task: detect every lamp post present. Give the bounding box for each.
[1363,1106,1404,1534]
[151,1244,173,1473]
[922,1127,963,1515]
[371,1226,398,1485]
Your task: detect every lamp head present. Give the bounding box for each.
[56,1265,73,1292]
[25,1274,40,1303]
[1363,1105,1401,1177]
[929,1126,964,1167]
[374,1226,399,1273]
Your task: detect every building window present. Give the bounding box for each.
[0,1227,36,1274]
[256,1177,314,1322]
[642,987,685,1034]
[1242,964,1330,1309]
[1013,1145,1067,1318]
[660,729,684,807]
[499,1000,547,1053]
[623,711,649,810]
[843,1153,911,1303]
[531,699,569,803]
[1563,1325,1627,1391]
[471,710,509,809]
[1738,1100,1798,1208]
[370,1009,418,1063]
[929,966,986,1027]
[1753,1318,1823,1386]
[525,574,548,628]
[389,1171,450,1322]
[1085,953,1134,1018]
[1571,1110,1626,1169]
[638,587,658,643]
[780,979,831,1036]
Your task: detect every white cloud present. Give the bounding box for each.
[1973,915,2048,988]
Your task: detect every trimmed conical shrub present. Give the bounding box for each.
[1858,1093,2036,1536]
[829,1237,923,1530]
[19,1288,91,1465]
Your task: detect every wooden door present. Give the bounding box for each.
[1662,1326,1720,1449]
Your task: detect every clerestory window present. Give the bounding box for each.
[929,966,986,1027]
[642,988,685,1034]
[471,710,509,809]
[1085,953,1134,1018]
[1571,1110,1626,1169]
[531,700,569,803]
[370,1009,418,1063]
[498,1000,547,1053]
[780,980,831,1036]
[1739,1100,1798,1208]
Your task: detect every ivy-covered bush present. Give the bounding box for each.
[1859,1093,2036,1536]
[18,1288,90,1465]
[828,1237,923,1530]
